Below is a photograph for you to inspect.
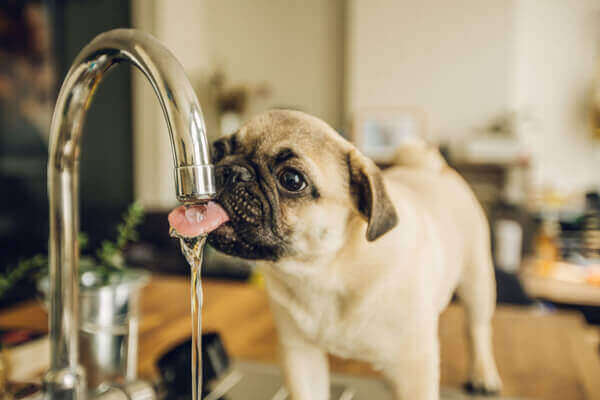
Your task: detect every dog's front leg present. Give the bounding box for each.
[267,292,330,400]
[279,340,330,400]
[384,326,440,400]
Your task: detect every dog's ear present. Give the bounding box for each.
[211,133,240,163]
[348,149,398,241]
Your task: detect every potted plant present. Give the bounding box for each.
[0,202,150,390]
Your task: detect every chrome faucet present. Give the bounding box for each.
[45,29,215,398]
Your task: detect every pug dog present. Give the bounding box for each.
[207,110,502,400]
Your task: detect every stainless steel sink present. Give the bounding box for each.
[205,360,526,400]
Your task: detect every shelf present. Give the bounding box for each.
[520,265,600,306]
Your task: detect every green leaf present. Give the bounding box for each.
[0,254,48,299]
[115,202,145,250]
[78,232,89,251]
[0,202,145,298]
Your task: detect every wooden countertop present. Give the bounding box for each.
[1,276,600,400]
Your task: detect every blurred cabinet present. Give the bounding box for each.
[448,160,529,216]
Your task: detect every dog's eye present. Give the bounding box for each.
[278,168,307,192]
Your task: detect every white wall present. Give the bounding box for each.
[133,0,600,208]
[347,0,600,192]
[132,0,344,209]
[201,0,344,131]
[346,0,514,141]
[511,0,600,191]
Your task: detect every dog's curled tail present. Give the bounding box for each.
[391,138,447,172]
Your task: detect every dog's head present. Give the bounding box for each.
[207,110,398,262]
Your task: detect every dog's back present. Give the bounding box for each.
[383,140,492,311]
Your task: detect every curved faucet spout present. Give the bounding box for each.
[45,29,215,397]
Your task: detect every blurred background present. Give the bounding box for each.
[2,1,600,399]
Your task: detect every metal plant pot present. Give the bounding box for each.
[39,269,150,391]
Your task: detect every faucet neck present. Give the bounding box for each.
[45,29,215,397]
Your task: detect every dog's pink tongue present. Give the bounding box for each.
[168,201,229,238]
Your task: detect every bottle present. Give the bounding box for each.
[493,204,523,273]
[492,168,525,273]
[582,191,600,260]
[534,215,560,276]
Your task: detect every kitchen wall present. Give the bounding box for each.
[132,0,344,209]
[346,0,514,141]
[348,0,600,191]
[200,0,345,130]
[132,0,600,208]
[511,0,600,190]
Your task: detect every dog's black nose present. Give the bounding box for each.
[216,164,254,188]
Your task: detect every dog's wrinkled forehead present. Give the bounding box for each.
[211,109,355,203]
[233,110,350,172]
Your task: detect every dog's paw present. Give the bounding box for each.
[463,381,500,396]
[465,361,502,396]
[464,369,502,396]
